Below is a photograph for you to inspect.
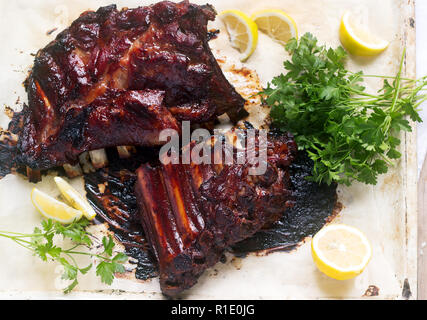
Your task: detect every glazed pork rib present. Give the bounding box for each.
[135,130,298,296]
[17,89,179,170]
[10,1,245,172]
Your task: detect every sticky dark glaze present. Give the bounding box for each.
[0,131,18,178]
[231,151,339,255]
[83,149,338,290]
[11,0,245,171]
[84,147,159,280]
[134,131,298,296]
[207,29,220,41]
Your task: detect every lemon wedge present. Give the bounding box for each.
[251,9,298,45]
[220,10,258,61]
[339,11,389,56]
[311,224,372,280]
[54,177,97,220]
[31,188,83,224]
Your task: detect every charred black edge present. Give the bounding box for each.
[84,147,160,280]
[80,147,339,292]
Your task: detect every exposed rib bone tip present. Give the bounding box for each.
[79,152,96,174]
[117,146,135,159]
[89,149,109,169]
[63,163,83,178]
[217,113,231,124]
[26,167,41,183]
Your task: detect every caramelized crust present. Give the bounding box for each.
[13,1,245,170]
[135,131,297,296]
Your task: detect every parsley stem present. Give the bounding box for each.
[415,97,427,108]
[0,233,33,244]
[351,73,414,82]
[389,48,405,114]
[0,219,127,294]
[379,153,395,166]
[0,230,39,237]
[64,253,79,267]
[0,226,114,264]
[0,235,34,252]
[64,250,114,262]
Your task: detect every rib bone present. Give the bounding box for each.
[26,167,41,183]
[7,1,245,172]
[79,152,95,174]
[117,146,136,159]
[135,130,298,296]
[89,149,109,169]
[63,163,83,178]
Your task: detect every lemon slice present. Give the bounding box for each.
[339,11,389,56]
[220,10,258,61]
[251,9,298,45]
[31,188,83,224]
[311,224,372,280]
[54,177,97,220]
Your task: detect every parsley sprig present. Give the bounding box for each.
[262,33,427,186]
[0,218,128,293]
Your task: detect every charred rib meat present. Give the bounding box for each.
[11,1,245,171]
[135,130,297,296]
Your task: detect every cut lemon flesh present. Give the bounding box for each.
[31,188,83,224]
[251,9,298,45]
[339,11,388,56]
[54,177,96,220]
[311,224,372,280]
[220,10,258,61]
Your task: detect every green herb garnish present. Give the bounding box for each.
[0,218,127,293]
[262,33,427,186]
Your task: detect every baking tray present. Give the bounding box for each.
[0,0,417,299]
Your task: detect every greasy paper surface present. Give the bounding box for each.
[0,0,417,299]
[417,1,427,176]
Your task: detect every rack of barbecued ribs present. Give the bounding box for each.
[1,0,299,297]
[6,0,245,178]
[135,129,297,296]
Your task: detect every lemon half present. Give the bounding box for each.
[220,10,258,61]
[339,11,389,56]
[31,188,83,224]
[311,224,372,280]
[251,9,298,45]
[54,177,97,220]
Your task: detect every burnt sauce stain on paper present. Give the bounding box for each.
[0,107,20,178]
[84,147,159,280]
[84,149,340,279]
[363,285,380,297]
[231,151,340,255]
[0,130,19,178]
